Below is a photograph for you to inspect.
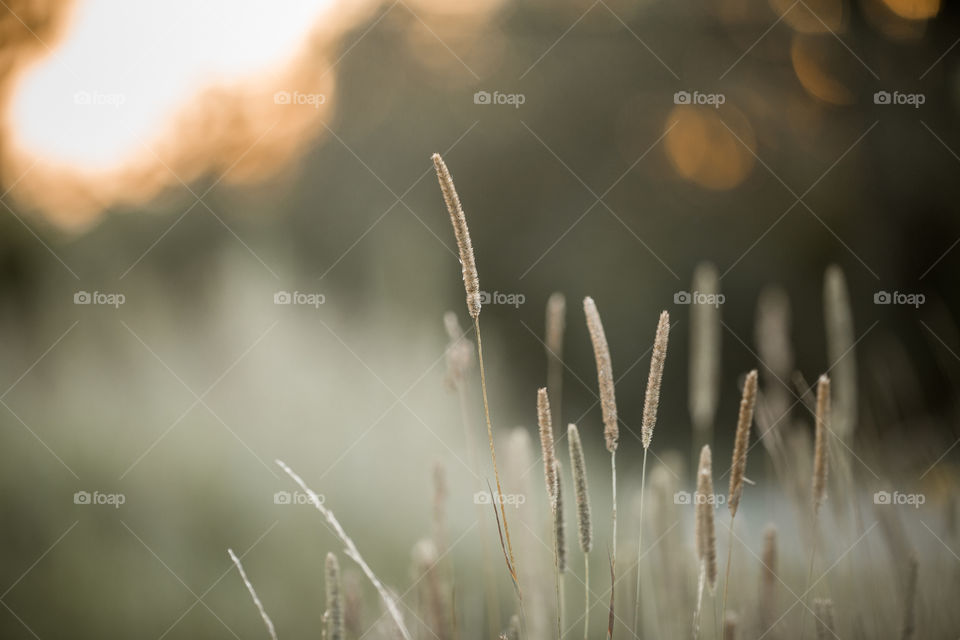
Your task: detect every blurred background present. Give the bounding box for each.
[0,0,958,637]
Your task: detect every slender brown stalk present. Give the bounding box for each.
[432,153,518,594]
[326,552,345,640]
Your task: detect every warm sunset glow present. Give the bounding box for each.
[8,0,337,172]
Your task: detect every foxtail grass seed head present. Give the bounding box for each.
[812,374,830,514]
[583,297,618,452]
[554,459,567,573]
[432,153,481,318]
[326,552,345,640]
[695,445,717,591]
[568,423,593,553]
[641,310,670,449]
[728,370,758,517]
[538,387,558,510]
[813,598,835,640]
[690,262,721,432]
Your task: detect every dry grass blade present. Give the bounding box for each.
[228,548,279,640]
[728,370,758,517]
[276,460,414,640]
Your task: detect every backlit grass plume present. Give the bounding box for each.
[568,422,593,640]
[583,295,619,638]
[693,445,717,639]
[721,369,759,622]
[633,310,670,636]
[432,152,519,595]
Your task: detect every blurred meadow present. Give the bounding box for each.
[0,0,959,637]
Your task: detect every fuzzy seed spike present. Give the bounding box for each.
[641,310,670,449]
[583,297,618,453]
[432,153,481,319]
[728,370,758,516]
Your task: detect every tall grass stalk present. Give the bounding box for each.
[277,460,414,640]
[433,152,519,596]
[568,423,593,640]
[721,370,758,623]
[632,310,670,637]
[228,549,279,640]
[800,375,830,640]
[583,296,619,639]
